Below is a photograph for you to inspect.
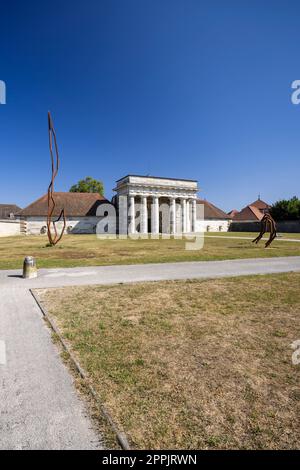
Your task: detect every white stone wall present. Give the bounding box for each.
[196,219,230,232]
[0,219,21,237]
[24,215,230,235]
[25,216,103,235]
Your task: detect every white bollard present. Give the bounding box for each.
[23,256,37,279]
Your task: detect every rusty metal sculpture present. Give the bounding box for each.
[252,213,277,248]
[47,112,66,246]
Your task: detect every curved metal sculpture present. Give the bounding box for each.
[252,213,277,248]
[47,112,66,246]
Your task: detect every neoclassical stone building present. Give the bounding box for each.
[14,174,230,236]
[113,175,198,234]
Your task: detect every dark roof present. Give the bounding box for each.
[197,199,231,219]
[232,205,264,222]
[19,192,111,217]
[116,174,198,183]
[249,198,270,210]
[0,204,22,219]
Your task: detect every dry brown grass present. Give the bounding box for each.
[36,273,300,449]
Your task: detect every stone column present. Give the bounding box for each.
[128,195,135,234]
[170,197,176,235]
[141,196,148,234]
[181,199,187,233]
[118,195,128,236]
[192,199,197,232]
[151,196,159,234]
[186,200,190,232]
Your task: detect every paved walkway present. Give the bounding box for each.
[0,285,103,450]
[1,256,300,449]
[1,256,300,288]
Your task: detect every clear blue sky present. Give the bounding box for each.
[0,0,299,212]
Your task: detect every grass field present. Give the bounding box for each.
[206,232,300,239]
[36,273,300,449]
[0,233,300,270]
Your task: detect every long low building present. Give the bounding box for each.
[0,203,22,237]
[14,175,231,236]
[196,199,231,232]
[19,192,111,235]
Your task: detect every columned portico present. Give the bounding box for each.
[114,175,198,235]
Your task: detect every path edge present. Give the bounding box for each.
[30,289,131,451]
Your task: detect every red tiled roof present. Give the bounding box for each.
[227,209,239,218]
[19,192,110,217]
[249,199,270,210]
[197,199,231,220]
[232,205,264,221]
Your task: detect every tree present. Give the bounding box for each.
[270,197,300,221]
[69,177,104,196]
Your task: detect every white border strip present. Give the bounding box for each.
[0,340,6,365]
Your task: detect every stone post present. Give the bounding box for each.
[23,256,37,279]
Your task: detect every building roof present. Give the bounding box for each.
[232,204,264,221]
[197,199,231,220]
[116,174,198,183]
[0,204,22,219]
[249,198,270,210]
[227,209,239,218]
[19,192,110,217]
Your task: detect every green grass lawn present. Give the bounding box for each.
[36,273,300,449]
[0,233,300,270]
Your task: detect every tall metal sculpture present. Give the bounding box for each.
[252,213,277,248]
[47,112,66,246]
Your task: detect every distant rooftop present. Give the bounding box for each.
[248,198,270,210]
[232,197,270,222]
[232,205,264,222]
[0,204,22,219]
[227,209,239,218]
